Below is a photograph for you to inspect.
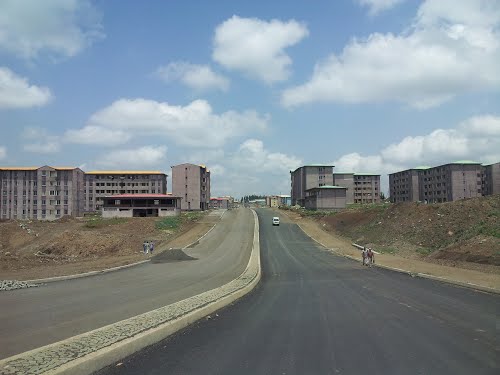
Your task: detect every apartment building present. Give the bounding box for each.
[482,162,500,196]
[171,163,210,210]
[304,186,347,210]
[84,171,167,211]
[290,165,334,206]
[0,166,84,220]
[389,161,491,203]
[333,173,381,204]
[388,167,428,203]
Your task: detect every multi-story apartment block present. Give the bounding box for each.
[482,162,500,196]
[290,165,334,206]
[171,163,210,210]
[333,173,381,204]
[388,167,428,203]
[0,166,84,220]
[353,174,381,204]
[389,161,495,203]
[83,171,167,211]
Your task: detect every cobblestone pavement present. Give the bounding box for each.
[0,210,260,375]
[0,280,39,292]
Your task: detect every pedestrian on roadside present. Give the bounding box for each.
[145,241,150,254]
[149,241,154,254]
[367,248,374,267]
[368,248,375,266]
[362,247,367,266]
[143,241,148,254]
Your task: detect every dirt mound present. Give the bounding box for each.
[150,248,197,263]
[295,195,500,269]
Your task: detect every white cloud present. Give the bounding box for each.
[0,0,104,60]
[97,145,167,169]
[209,139,302,197]
[0,67,52,109]
[22,126,61,153]
[0,146,6,160]
[213,15,309,83]
[357,0,405,15]
[156,62,229,92]
[66,98,268,148]
[332,114,500,193]
[282,0,500,108]
[65,126,132,146]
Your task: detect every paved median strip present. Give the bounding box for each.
[0,209,261,375]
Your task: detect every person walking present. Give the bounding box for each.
[149,240,154,255]
[367,248,374,267]
[143,241,148,254]
[362,247,367,266]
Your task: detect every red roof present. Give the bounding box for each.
[105,194,180,199]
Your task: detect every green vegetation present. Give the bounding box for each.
[156,216,181,230]
[376,246,398,254]
[416,247,434,256]
[84,217,127,228]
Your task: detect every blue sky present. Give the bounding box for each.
[1,0,499,197]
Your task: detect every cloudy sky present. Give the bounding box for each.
[1,0,499,197]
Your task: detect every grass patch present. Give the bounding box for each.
[376,246,398,254]
[156,216,181,230]
[84,217,127,228]
[416,247,434,256]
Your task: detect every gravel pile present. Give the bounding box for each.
[0,280,39,291]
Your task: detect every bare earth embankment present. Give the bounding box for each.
[278,195,500,291]
[0,211,217,280]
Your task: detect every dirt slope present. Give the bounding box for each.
[0,211,213,279]
[286,195,500,271]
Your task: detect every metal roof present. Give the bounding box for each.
[104,194,180,199]
[86,171,165,175]
[306,185,347,190]
[0,166,78,171]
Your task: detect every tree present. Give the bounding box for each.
[380,192,386,200]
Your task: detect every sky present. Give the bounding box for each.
[0,0,499,198]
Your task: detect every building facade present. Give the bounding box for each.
[389,168,426,203]
[83,171,167,211]
[102,194,181,218]
[304,186,347,210]
[332,173,354,204]
[171,163,210,210]
[209,197,229,209]
[353,174,381,204]
[482,162,500,196]
[0,166,84,220]
[389,161,496,203]
[290,165,334,207]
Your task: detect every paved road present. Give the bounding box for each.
[96,208,499,375]
[0,208,253,359]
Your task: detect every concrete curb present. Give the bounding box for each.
[0,209,261,375]
[22,213,225,285]
[24,260,151,285]
[296,224,499,295]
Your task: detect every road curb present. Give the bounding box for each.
[22,214,224,285]
[0,209,261,375]
[296,224,499,295]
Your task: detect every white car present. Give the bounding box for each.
[272,217,280,226]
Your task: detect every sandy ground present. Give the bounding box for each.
[0,216,217,281]
[276,209,500,291]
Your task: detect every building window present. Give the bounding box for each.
[64,209,68,214]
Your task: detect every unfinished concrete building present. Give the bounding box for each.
[304,186,347,210]
[84,171,167,211]
[389,161,495,203]
[0,166,84,220]
[290,165,334,207]
[171,163,210,210]
[482,162,500,196]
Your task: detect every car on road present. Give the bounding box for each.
[272,217,280,226]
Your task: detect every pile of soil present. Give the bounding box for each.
[292,195,500,269]
[150,248,197,263]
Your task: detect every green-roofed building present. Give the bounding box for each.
[389,161,500,203]
[290,165,334,206]
[305,186,347,210]
[333,172,381,204]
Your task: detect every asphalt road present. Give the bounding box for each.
[96,208,499,375]
[0,208,254,359]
